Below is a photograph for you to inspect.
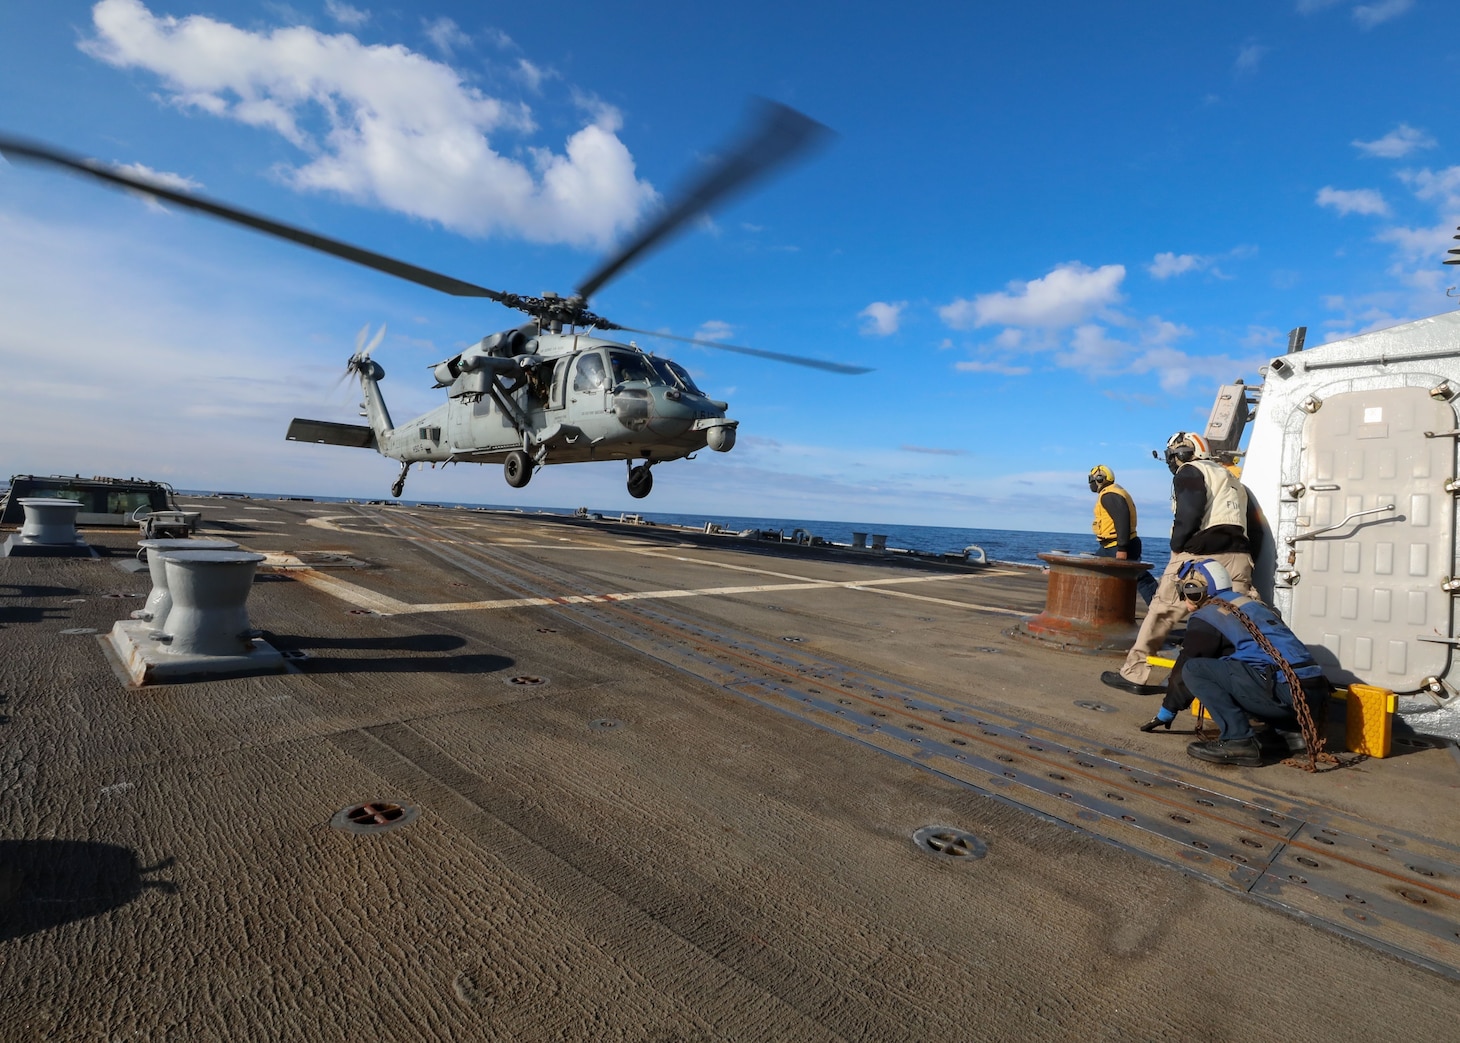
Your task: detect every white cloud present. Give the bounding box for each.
[422,16,470,57]
[1375,221,1456,263]
[112,161,201,193]
[1399,166,1460,210]
[325,1,370,29]
[81,0,657,249]
[1315,186,1390,216]
[899,445,969,456]
[1127,345,1253,394]
[952,359,1032,376]
[516,58,552,92]
[857,301,906,336]
[1354,0,1414,29]
[1234,42,1266,76]
[694,320,735,342]
[939,262,1125,330]
[1353,123,1436,158]
[112,161,203,211]
[1148,252,1203,279]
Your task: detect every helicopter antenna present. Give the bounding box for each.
[1446,226,1460,301]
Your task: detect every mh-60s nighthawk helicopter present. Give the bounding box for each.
[0,102,868,500]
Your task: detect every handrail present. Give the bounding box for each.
[1288,503,1395,543]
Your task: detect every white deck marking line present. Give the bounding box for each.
[287,568,1025,618]
[844,584,1029,617]
[289,570,414,615]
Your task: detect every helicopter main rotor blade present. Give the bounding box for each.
[611,325,872,375]
[575,100,832,302]
[0,135,512,302]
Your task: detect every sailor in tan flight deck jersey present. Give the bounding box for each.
[1088,465,1157,604]
[1101,432,1255,696]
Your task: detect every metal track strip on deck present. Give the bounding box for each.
[348,506,1460,979]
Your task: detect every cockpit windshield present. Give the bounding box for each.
[608,351,661,386]
[649,357,703,395]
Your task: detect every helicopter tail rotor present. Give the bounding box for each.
[337,323,387,390]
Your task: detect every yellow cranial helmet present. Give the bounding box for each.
[1087,465,1114,492]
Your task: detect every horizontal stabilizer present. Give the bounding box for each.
[286,418,377,450]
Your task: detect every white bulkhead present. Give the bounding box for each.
[1241,310,1460,692]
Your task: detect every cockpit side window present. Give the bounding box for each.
[573,352,607,392]
[609,351,658,386]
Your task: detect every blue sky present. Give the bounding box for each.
[2,1,1457,532]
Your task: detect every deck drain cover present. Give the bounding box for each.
[913,825,987,860]
[1074,700,1118,713]
[536,627,558,634]
[103,592,141,599]
[331,801,418,834]
[280,649,309,661]
[507,675,548,686]
[589,718,624,731]
[60,627,99,636]
[782,636,804,643]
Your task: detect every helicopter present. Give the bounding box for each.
[0,102,869,500]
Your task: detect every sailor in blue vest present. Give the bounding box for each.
[1137,558,1330,766]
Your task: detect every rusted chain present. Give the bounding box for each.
[1207,598,1341,772]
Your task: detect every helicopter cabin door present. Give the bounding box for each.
[1284,385,1457,691]
[568,350,610,419]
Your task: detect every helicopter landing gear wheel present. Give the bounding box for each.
[627,462,654,499]
[504,450,533,489]
[391,462,409,499]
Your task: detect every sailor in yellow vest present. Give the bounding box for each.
[1100,432,1255,696]
[1088,465,1157,604]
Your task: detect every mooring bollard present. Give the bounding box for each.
[154,549,266,657]
[852,532,867,549]
[1018,552,1153,652]
[17,498,84,545]
[133,537,241,625]
[2,497,94,558]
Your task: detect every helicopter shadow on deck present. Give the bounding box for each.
[0,840,176,942]
[259,631,514,676]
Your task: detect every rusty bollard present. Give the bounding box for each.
[1017,553,1153,652]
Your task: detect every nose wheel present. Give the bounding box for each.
[627,462,654,499]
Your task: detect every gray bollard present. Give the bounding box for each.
[133,537,241,625]
[154,549,266,657]
[852,532,867,549]
[871,534,888,551]
[2,497,93,558]
[18,498,84,545]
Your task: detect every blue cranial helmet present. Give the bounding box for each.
[1177,558,1232,600]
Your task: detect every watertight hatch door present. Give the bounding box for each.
[1288,386,1456,690]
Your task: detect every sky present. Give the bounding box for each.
[2,1,1458,533]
